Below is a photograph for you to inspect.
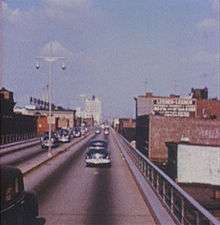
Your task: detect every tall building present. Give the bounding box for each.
[84,95,101,124]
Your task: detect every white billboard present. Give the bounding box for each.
[177,144,220,185]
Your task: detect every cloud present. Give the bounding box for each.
[2,0,90,25]
[192,51,219,64]
[39,40,74,58]
[197,18,219,30]
[45,0,87,8]
[2,1,36,25]
[197,0,219,32]
[212,0,219,14]
[44,0,90,21]
[180,50,219,70]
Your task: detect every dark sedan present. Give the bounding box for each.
[85,148,111,166]
[40,132,59,149]
[0,166,45,225]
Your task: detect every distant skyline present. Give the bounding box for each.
[1,0,219,118]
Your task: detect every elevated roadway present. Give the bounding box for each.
[1,130,219,225]
[33,133,156,225]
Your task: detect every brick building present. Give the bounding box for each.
[0,87,16,115]
[14,107,76,132]
[134,92,197,118]
[118,118,136,142]
[196,99,220,120]
[135,88,220,165]
[134,88,220,120]
[0,88,37,137]
[136,115,220,166]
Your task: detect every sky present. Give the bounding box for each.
[1,0,220,119]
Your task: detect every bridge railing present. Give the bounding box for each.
[0,132,37,145]
[117,133,220,225]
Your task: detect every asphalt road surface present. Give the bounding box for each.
[38,133,156,225]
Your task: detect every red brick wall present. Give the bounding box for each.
[179,183,220,210]
[180,183,215,204]
[196,99,220,119]
[37,116,48,135]
[149,115,220,164]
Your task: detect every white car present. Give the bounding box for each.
[95,129,101,134]
[104,129,109,135]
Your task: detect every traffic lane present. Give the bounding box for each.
[38,133,155,225]
[0,144,42,165]
[24,134,94,192]
[0,136,78,166]
[84,134,155,225]
[38,137,98,225]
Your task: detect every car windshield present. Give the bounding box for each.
[43,133,56,139]
[87,148,108,156]
[59,130,68,135]
[89,140,107,147]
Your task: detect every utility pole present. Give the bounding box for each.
[35,42,66,157]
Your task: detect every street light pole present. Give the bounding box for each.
[48,60,52,156]
[36,42,66,157]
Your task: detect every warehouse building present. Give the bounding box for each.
[136,115,220,167]
[166,142,220,218]
[118,118,136,142]
[135,88,220,166]
[134,88,220,119]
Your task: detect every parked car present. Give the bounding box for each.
[40,132,59,149]
[0,166,45,225]
[80,127,86,136]
[73,127,81,138]
[95,128,101,134]
[85,147,111,166]
[104,128,110,135]
[57,129,71,143]
[67,128,74,139]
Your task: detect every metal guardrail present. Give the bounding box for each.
[116,133,220,225]
[0,133,37,145]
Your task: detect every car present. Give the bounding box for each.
[88,139,108,149]
[80,127,86,136]
[57,129,71,143]
[104,128,110,135]
[95,128,101,134]
[40,132,59,149]
[85,147,111,166]
[0,166,45,225]
[67,128,74,139]
[73,127,81,138]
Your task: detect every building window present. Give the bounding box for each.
[214,190,220,199]
[153,100,157,104]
